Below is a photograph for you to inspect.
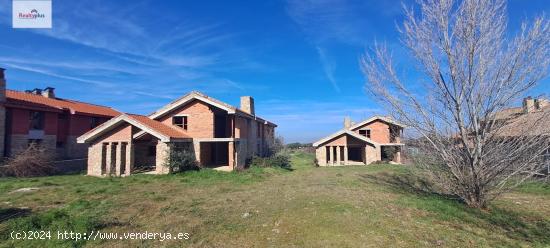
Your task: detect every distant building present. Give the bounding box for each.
[492,96,550,173]
[0,68,119,159]
[313,116,404,166]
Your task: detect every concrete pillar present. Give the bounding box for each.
[115,142,123,176]
[336,146,341,165]
[344,146,348,165]
[328,146,334,165]
[105,143,112,175]
[228,141,235,169]
[125,142,134,176]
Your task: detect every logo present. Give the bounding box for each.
[18,9,46,19]
[12,0,52,29]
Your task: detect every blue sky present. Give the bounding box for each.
[0,0,549,143]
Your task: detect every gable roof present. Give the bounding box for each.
[6,90,119,117]
[77,114,189,143]
[313,130,378,147]
[148,91,276,127]
[349,116,405,130]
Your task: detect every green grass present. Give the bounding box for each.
[1,151,550,247]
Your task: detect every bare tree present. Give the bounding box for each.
[361,0,550,208]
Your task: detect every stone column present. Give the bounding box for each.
[344,146,348,165]
[328,146,334,165]
[87,144,102,176]
[336,146,341,165]
[363,146,367,165]
[228,141,235,169]
[125,142,134,176]
[155,142,170,174]
[193,141,201,166]
[105,143,112,175]
[395,147,401,164]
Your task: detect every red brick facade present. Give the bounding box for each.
[314,116,404,166]
[78,91,277,177]
[0,69,119,158]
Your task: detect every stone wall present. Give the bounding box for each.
[155,142,170,174]
[315,147,326,166]
[9,134,56,156]
[87,143,103,176]
[65,135,88,159]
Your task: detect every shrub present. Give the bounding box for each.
[0,143,55,177]
[249,153,291,169]
[165,149,199,173]
[382,146,398,161]
[265,136,285,156]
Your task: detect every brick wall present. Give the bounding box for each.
[157,100,215,138]
[91,124,132,144]
[352,120,391,143]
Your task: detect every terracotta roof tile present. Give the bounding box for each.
[6,90,119,117]
[127,114,189,139]
[497,106,550,137]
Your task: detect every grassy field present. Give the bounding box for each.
[1,151,550,247]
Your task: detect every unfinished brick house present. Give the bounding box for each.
[77,91,277,176]
[313,116,404,166]
[493,96,550,171]
[0,68,119,159]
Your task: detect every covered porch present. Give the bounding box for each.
[314,130,380,166]
[192,138,242,171]
[78,114,191,177]
[380,144,404,164]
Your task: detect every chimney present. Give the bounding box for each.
[535,98,549,110]
[0,68,5,103]
[240,96,255,115]
[0,68,6,157]
[30,88,42,95]
[344,116,351,130]
[41,87,55,98]
[523,96,535,113]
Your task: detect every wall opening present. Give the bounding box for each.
[120,142,127,175]
[133,136,158,172]
[348,147,363,162]
[101,143,107,174]
[200,142,229,167]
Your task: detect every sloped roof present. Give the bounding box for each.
[496,106,550,137]
[148,91,277,127]
[493,107,523,120]
[313,130,378,147]
[350,115,405,130]
[6,90,119,117]
[126,114,188,139]
[77,114,189,143]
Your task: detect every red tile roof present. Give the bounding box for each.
[127,114,189,139]
[6,90,119,117]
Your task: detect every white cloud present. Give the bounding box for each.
[316,46,340,92]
